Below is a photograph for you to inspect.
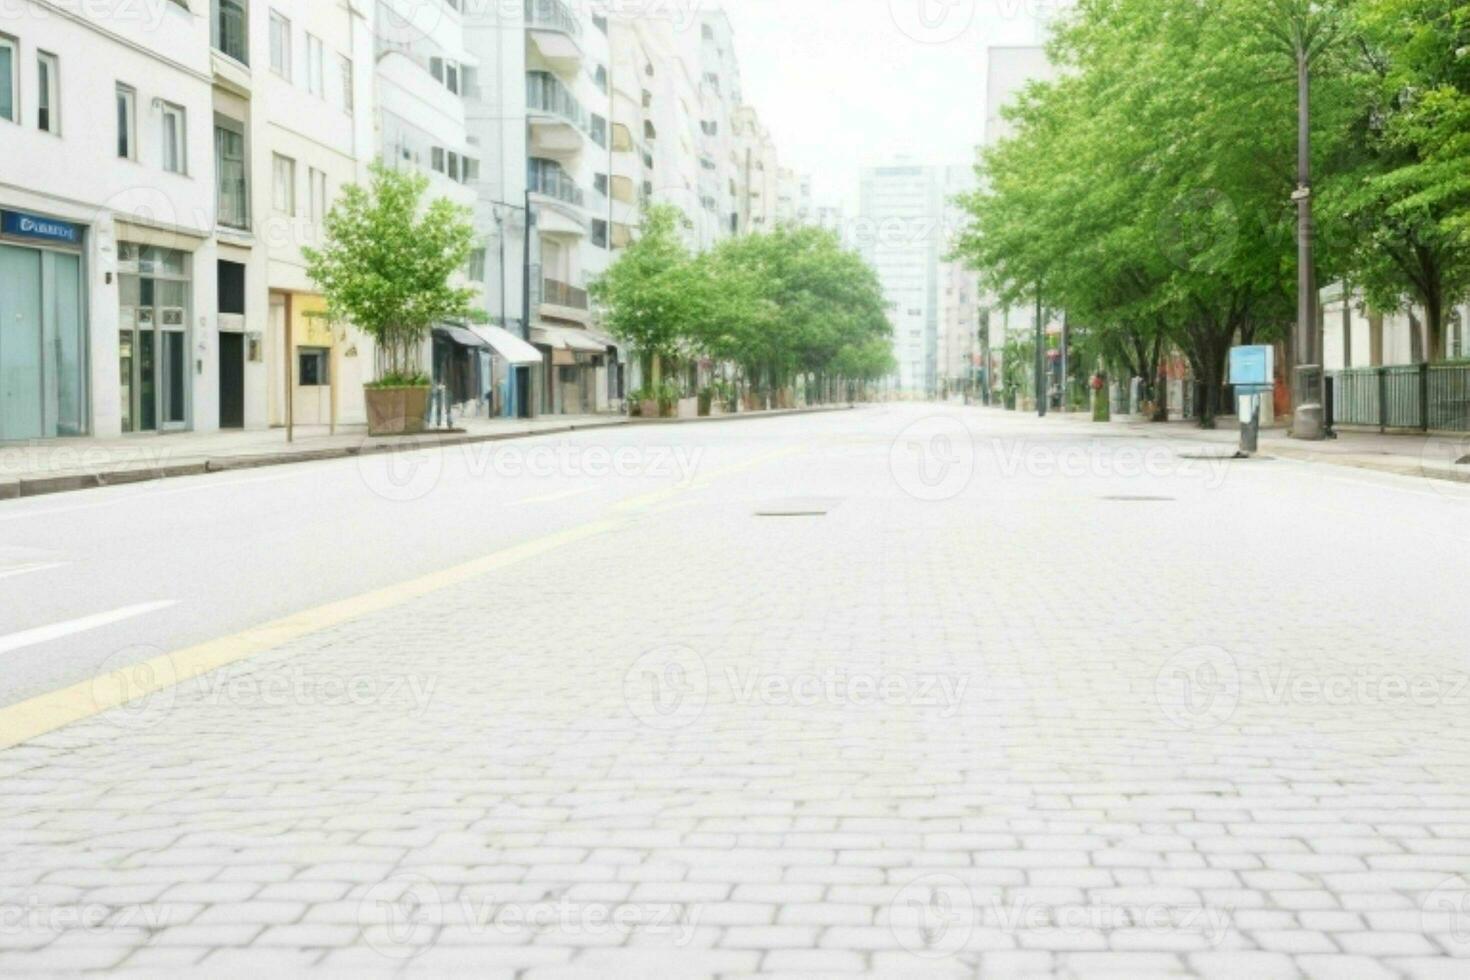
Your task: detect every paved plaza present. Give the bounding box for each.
[1,405,1468,977]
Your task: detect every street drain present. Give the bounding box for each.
[1100,495,1177,502]
[754,496,840,517]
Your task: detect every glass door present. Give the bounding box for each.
[118,245,190,432]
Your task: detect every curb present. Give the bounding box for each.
[995,408,1470,486]
[1,406,855,502]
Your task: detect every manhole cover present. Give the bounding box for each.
[754,497,840,517]
[1100,495,1177,502]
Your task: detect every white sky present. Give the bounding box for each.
[719,0,1057,212]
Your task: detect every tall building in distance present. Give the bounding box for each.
[858,160,945,395]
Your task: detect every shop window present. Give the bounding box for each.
[298,347,329,386]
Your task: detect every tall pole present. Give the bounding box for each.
[1291,35,1324,439]
[1035,283,1046,418]
[1060,309,1070,413]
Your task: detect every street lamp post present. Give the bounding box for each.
[1035,284,1046,418]
[1290,16,1326,439]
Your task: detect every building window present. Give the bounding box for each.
[298,347,329,386]
[592,219,608,249]
[214,0,248,64]
[590,113,606,148]
[269,11,291,80]
[305,34,324,96]
[466,248,486,282]
[116,84,136,159]
[430,147,444,174]
[308,167,327,221]
[215,121,248,228]
[338,54,353,113]
[430,57,460,95]
[594,64,607,93]
[0,34,16,123]
[161,102,186,173]
[36,51,58,133]
[272,153,295,214]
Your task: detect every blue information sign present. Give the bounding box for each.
[1,210,82,246]
[1229,345,1274,389]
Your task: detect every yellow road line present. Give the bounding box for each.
[508,487,596,506]
[0,519,619,752]
[0,440,816,752]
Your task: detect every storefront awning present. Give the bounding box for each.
[434,325,490,349]
[471,325,543,365]
[532,325,608,354]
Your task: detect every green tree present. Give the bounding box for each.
[303,160,479,384]
[590,204,709,387]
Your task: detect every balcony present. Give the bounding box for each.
[526,0,583,74]
[526,0,581,37]
[543,278,589,311]
[527,71,587,156]
[528,158,585,210]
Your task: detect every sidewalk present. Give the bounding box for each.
[1004,407,1470,485]
[0,406,856,499]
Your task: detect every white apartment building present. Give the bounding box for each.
[1,1,216,440]
[0,0,377,442]
[215,0,376,431]
[731,103,778,235]
[463,0,618,417]
[858,160,944,395]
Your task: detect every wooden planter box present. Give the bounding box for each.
[365,386,430,436]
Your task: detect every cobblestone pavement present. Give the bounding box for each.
[1,405,1468,978]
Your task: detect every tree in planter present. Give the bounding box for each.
[303,161,479,432]
[591,205,711,414]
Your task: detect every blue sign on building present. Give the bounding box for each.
[1,210,82,246]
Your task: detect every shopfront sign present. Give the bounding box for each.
[2,210,82,246]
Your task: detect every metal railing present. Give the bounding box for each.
[526,71,586,129]
[527,159,585,208]
[542,278,589,310]
[1329,363,1470,431]
[525,0,582,37]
